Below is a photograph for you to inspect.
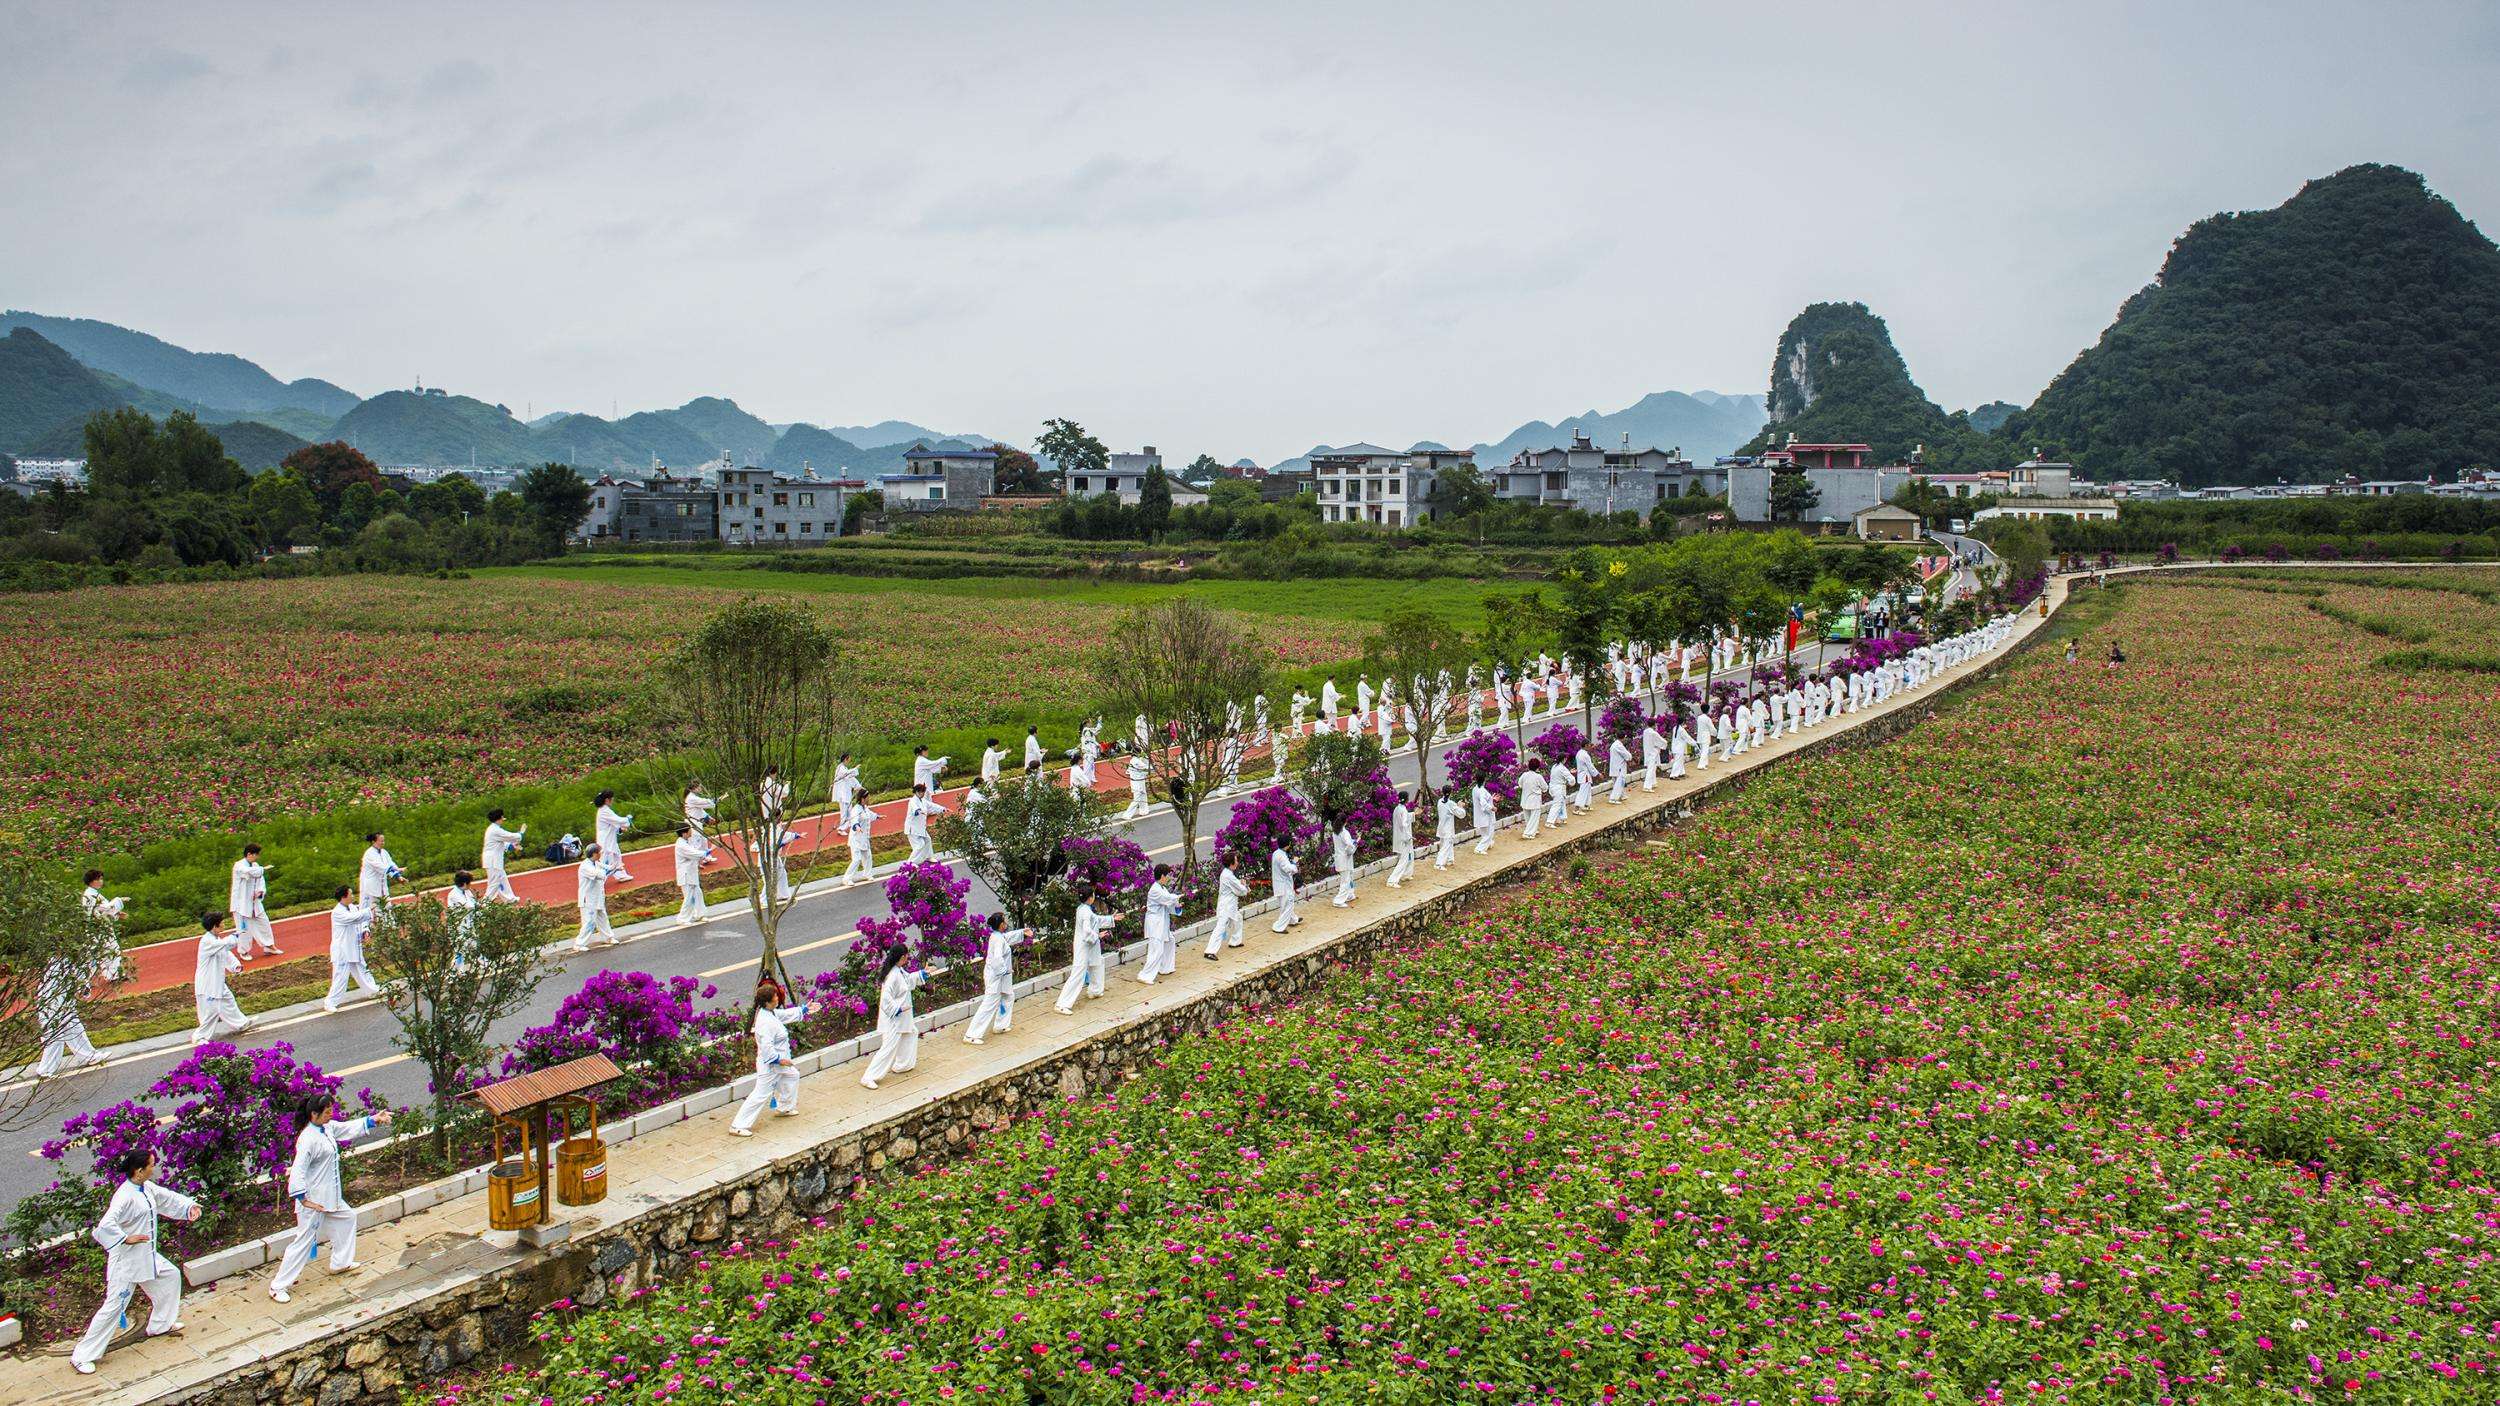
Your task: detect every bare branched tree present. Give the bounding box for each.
[0,845,128,1132]
[1092,600,1270,875]
[649,598,841,987]
[1361,606,1478,798]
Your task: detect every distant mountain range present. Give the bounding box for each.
[0,312,1003,474]
[1261,391,1768,476]
[1470,390,1766,466]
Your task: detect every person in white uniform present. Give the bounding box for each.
[37,944,102,1077]
[980,737,1005,788]
[1122,753,1153,821]
[1471,783,1498,854]
[672,824,713,925]
[323,889,382,1012]
[861,949,931,1090]
[593,792,634,881]
[1545,760,1572,828]
[69,1149,201,1374]
[1329,824,1359,907]
[573,845,615,952]
[1606,738,1633,804]
[1434,792,1463,869]
[730,977,812,1133]
[904,784,947,863]
[1518,767,1547,840]
[1639,720,1665,791]
[81,870,128,980]
[1023,728,1046,774]
[358,833,401,908]
[912,745,949,793]
[1269,846,1302,932]
[1670,716,1693,779]
[481,810,527,902]
[1204,860,1250,957]
[1056,887,1117,1013]
[229,843,277,960]
[267,1095,390,1301]
[1134,865,1182,983]
[964,915,1030,1043]
[1386,792,1416,888]
[192,910,252,1042]
[839,802,877,886]
[443,872,480,969]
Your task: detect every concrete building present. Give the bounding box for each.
[1970,497,2121,525]
[1852,503,1924,541]
[2008,454,2075,498]
[612,473,719,543]
[1728,461,1915,530]
[1494,430,1721,518]
[1314,445,1476,526]
[894,445,998,508]
[1066,445,1162,503]
[716,467,851,544]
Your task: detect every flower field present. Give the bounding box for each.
[3,574,1370,932]
[466,579,2500,1404]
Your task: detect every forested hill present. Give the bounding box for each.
[1740,302,2008,470]
[2005,164,2500,485]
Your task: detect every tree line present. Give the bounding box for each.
[0,407,601,588]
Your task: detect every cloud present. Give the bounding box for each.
[916,143,1357,233]
[122,48,212,90]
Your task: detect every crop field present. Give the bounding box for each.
[2,572,1387,931]
[466,579,2500,1404]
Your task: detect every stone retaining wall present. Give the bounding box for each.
[165,618,2060,1406]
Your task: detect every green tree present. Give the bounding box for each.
[1037,418,1109,486]
[409,473,488,522]
[281,440,387,519]
[933,773,1106,932]
[517,462,593,551]
[1137,466,1174,538]
[245,469,320,550]
[1185,453,1223,481]
[1768,467,1821,523]
[1092,599,1269,875]
[0,843,128,1133]
[651,598,841,984]
[366,894,554,1160]
[989,444,1048,495]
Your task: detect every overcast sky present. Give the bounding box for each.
[6,1,2495,463]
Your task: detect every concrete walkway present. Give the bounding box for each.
[0,583,2069,1402]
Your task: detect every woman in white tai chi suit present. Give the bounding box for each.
[193,911,253,1043]
[481,810,527,902]
[229,843,276,959]
[1330,824,1359,907]
[573,845,615,952]
[322,889,382,1013]
[1434,792,1463,869]
[861,948,932,1090]
[268,1095,390,1301]
[964,914,1030,1043]
[1269,846,1302,932]
[672,824,713,925]
[1057,887,1118,1013]
[1134,865,1182,983]
[70,1149,201,1374]
[593,792,634,881]
[730,976,812,1133]
[1471,783,1498,853]
[1518,767,1547,840]
[1204,860,1250,956]
[1386,792,1416,887]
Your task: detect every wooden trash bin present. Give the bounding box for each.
[554,1097,607,1207]
[467,1055,622,1237]
[488,1117,542,1230]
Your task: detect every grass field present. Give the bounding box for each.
[458,578,2500,1404]
[6,569,1473,933]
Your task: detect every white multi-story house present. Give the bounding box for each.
[1315,445,1474,526]
[1495,430,1717,518]
[1066,445,1161,503]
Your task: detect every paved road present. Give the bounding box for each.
[4,643,1843,1212]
